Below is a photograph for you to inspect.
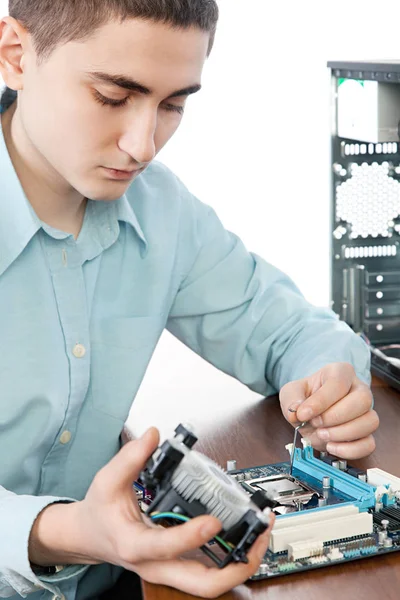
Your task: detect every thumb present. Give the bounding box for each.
[101,427,160,492]
[279,378,309,425]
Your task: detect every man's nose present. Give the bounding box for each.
[118,111,157,165]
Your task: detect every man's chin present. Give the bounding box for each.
[80,181,133,202]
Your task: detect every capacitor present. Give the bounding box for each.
[382,519,389,531]
[318,498,327,507]
[244,472,252,480]
[384,537,393,548]
[259,563,269,575]
[332,460,340,469]
[339,460,347,470]
[226,460,237,472]
[378,530,387,545]
[237,472,245,482]
[323,476,331,489]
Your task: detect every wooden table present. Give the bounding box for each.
[129,378,400,600]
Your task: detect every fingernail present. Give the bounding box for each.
[298,407,313,420]
[141,427,159,441]
[326,443,337,454]
[288,400,303,413]
[142,426,154,436]
[311,416,323,428]
[318,429,330,441]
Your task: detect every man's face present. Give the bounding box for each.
[17,19,209,201]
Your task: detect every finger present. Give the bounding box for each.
[309,385,373,429]
[297,430,327,452]
[295,377,353,423]
[279,379,309,425]
[286,425,327,453]
[325,435,376,459]
[316,411,379,444]
[129,515,223,563]
[138,514,275,598]
[98,427,160,491]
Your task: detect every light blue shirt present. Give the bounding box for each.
[0,103,371,599]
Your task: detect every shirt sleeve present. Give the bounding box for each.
[0,486,88,598]
[167,194,371,395]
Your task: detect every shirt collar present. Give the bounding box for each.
[112,192,148,249]
[0,112,148,277]
[0,113,41,277]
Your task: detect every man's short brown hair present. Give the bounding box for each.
[8,0,219,61]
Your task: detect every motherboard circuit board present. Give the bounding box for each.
[228,444,400,579]
[135,425,400,579]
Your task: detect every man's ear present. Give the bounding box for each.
[0,17,28,91]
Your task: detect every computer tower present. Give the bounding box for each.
[328,61,400,386]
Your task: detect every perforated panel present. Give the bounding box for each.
[336,163,400,238]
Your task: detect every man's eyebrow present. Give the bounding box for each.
[88,71,201,98]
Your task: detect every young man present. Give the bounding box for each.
[0,1,378,599]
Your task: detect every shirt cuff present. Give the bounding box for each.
[0,494,88,597]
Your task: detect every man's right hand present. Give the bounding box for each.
[29,428,275,598]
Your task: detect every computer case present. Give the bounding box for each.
[328,60,400,387]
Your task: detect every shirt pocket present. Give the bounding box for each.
[89,315,165,421]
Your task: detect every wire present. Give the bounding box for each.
[358,331,371,345]
[150,511,189,523]
[150,512,234,551]
[358,333,400,366]
[357,331,400,354]
[378,344,400,350]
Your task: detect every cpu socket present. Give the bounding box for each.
[246,474,317,507]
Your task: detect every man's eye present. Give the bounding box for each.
[163,104,185,115]
[93,90,184,115]
[94,91,129,108]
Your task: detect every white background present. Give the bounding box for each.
[1,1,399,428]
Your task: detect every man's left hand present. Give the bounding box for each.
[279,362,379,459]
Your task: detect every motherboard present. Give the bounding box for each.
[135,425,400,579]
[228,442,400,579]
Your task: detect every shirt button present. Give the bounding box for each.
[60,431,72,445]
[72,343,86,358]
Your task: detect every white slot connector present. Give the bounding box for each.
[367,468,400,493]
[301,438,312,449]
[288,539,324,561]
[273,504,359,531]
[270,510,372,553]
[285,443,294,457]
[328,547,344,561]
